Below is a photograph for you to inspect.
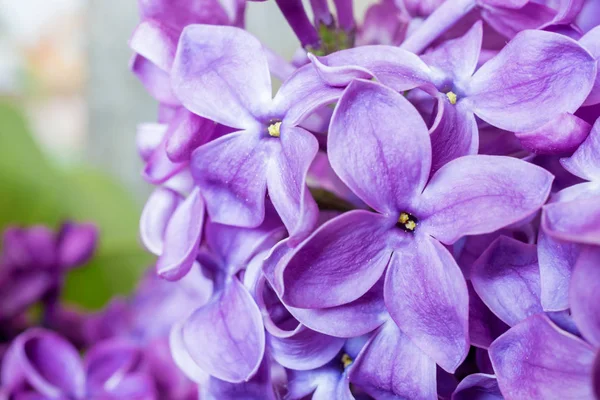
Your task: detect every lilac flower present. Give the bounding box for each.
[171,25,341,244]
[489,245,600,399]
[280,79,553,375]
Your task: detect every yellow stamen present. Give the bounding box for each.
[268,121,282,137]
[446,91,457,105]
[405,220,416,231]
[341,354,353,368]
[398,213,410,224]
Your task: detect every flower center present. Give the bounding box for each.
[267,121,282,137]
[397,212,418,232]
[341,353,353,368]
[446,91,457,105]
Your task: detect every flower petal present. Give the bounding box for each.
[466,30,597,132]
[172,25,271,129]
[561,117,600,181]
[130,20,177,72]
[471,236,542,326]
[537,230,581,311]
[202,359,276,400]
[140,188,183,256]
[542,193,600,245]
[281,210,393,308]
[468,283,509,349]
[156,188,204,281]
[384,236,469,373]
[56,222,98,269]
[267,126,319,245]
[328,79,431,215]
[580,26,600,106]
[570,245,600,347]
[452,374,502,400]
[419,155,553,244]
[490,314,596,399]
[142,133,187,184]
[191,131,271,228]
[349,320,437,400]
[181,278,265,383]
[165,108,216,163]
[131,55,179,105]
[515,113,592,155]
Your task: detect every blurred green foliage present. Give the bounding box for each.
[0,100,153,310]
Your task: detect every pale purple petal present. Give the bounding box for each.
[328,79,430,215]
[580,26,600,106]
[140,187,183,256]
[56,222,98,269]
[169,322,209,384]
[136,123,166,162]
[130,55,178,105]
[452,373,502,400]
[349,320,437,400]
[466,30,597,132]
[203,359,276,400]
[281,210,393,308]
[480,2,555,39]
[129,20,176,72]
[490,314,596,399]
[542,194,600,245]
[156,188,204,281]
[471,236,542,326]
[191,131,271,228]
[428,98,478,175]
[384,236,469,373]
[468,283,509,349]
[181,278,265,383]
[84,339,141,392]
[286,367,352,400]
[142,134,187,184]
[172,25,271,129]
[266,126,319,244]
[561,117,600,181]
[419,155,553,244]
[515,113,592,155]
[165,108,216,163]
[268,326,344,371]
[537,230,581,311]
[594,352,600,399]
[570,245,600,347]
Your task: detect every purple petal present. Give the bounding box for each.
[172,25,270,129]
[130,55,178,105]
[466,30,597,132]
[56,222,98,269]
[136,123,166,162]
[451,373,502,400]
[266,126,318,245]
[84,339,141,392]
[480,2,555,39]
[349,320,437,400]
[429,98,478,175]
[580,26,600,106]
[423,21,482,82]
[203,359,276,400]
[468,283,509,349]
[1,329,85,399]
[537,230,581,311]
[268,326,344,371]
[356,1,408,46]
[129,20,176,73]
[286,367,351,400]
[191,131,271,228]
[471,236,542,326]
[181,278,265,383]
[384,236,469,373]
[93,373,157,400]
[328,79,430,215]
[515,112,592,155]
[594,352,600,399]
[156,188,204,281]
[169,322,209,384]
[542,193,600,245]
[142,133,187,184]
[419,155,553,244]
[286,279,388,338]
[165,108,216,163]
[570,245,600,347]
[490,314,596,399]
[140,187,183,256]
[561,117,600,181]
[281,210,393,308]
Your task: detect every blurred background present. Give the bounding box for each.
[0,0,374,308]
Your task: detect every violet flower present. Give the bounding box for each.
[280,79,553,375]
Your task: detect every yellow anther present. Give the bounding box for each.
[405,220,417,231]
[268,121,282,137]
[341,354,353,368]
[446,91,457,105]
[398,213,410,224]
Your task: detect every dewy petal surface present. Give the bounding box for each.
[281,210,393,308]
[172,25,271,129]
[471,236,542,326]
[490,314,596,400]
[328,79,431,215]
[349,320,437,400]
[181,278,265,383]
[466,30,597,132]
[191,131,271,228]
[419,155,553,245]
[384,236,469,373]
[570,245,600,347]
[561,118,600,181]
[266,125,319,245]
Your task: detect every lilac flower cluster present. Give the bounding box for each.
[128,0,600,399]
